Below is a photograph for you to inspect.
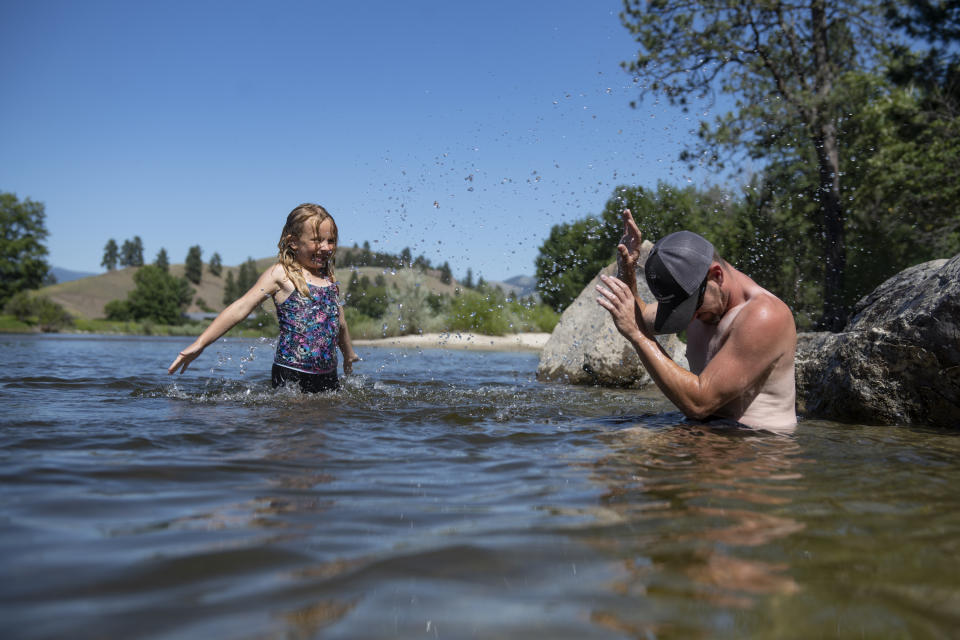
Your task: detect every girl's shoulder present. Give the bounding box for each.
[266,262,287,279]
[266,263,295,290]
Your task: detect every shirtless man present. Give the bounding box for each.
[596,210,797,431]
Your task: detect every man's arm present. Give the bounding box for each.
[597,276,791,420]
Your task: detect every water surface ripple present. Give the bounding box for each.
[1,334,958,638]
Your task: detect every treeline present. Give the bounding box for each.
[338,242,454,284]
[102,239,223,285]
[538,0,960,331]
[0,194,555,336]
[0,192,71,331]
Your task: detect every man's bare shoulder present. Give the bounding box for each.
[732,291,797,349]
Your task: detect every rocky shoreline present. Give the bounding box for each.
[536,242,960,428]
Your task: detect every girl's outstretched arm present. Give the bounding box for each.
[168,265,283,375]
[337,306,360,375]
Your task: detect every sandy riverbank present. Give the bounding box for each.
[352,332,551,352]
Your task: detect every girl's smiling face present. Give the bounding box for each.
[291,218,337,274]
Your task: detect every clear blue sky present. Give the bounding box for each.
[1,0,724,281]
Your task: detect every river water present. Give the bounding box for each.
[1,333,958,639]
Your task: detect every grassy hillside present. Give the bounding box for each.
[39,258,460,320]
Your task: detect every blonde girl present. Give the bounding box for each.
[169,203,359,392]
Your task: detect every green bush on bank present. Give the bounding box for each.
[0,315,34,332]
[3,291,73,332]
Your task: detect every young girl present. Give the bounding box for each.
[168,203,360,392]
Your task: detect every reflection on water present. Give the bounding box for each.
[1,335,959,639]
[587,425,805,635]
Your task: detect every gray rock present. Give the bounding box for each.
[797,254,960,427]
[536,241,687,388]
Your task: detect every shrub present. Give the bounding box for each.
[446,289,511,335]
[124,265,194,324]
[4,291,35,321]
[104,299,132,321]
[3,291,73,332]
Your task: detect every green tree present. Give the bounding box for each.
[739,2,960,314]
[840,79,960,301]
[413,254,431,272]
[464,268,474,289]
[154,248,170,272]
[0,192,52,307]
[102,239,119,271]
[439,261,452,285]
[223,270,237,305]
[184,245,203,284]
[400,247,412,267]
[535,213,618,313]
[535,182,773,314]
[236,257,259,292]
[122,265,194,324]
[104,299,132,321]
[621,0,889,329]
[447,288,511,335]
[348,273,389,318]
[120,236,144,267]
[208,252,223,277]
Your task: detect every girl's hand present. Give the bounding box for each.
[342,353,360,375]
[168,346,203,375]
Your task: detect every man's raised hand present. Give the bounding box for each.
[616,208,643,283]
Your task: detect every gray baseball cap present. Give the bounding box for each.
[644,230,714,333]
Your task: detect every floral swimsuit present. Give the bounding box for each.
[273,281,340,375]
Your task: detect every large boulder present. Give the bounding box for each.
[536,241,687,388]
[796,254,960,427]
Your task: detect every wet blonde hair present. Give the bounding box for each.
[277,203,338,297]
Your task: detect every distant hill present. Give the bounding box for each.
[50,266,98,283]
[38,258,463,320]
[501,275,538,298]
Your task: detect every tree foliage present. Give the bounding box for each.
[236,257,259,292]
[346,271,389,319]
[223,271,237,305]
[154,247,170,272]
[184,245,203,284]
[105,265,194,324]
[208,252,222,277]
[4,291,73,332]
[219,257,261,305]
[439,261,452,285]
[620,0,890,329]
[0,192,52,307]
[119,236,144,267]
[102,239,119,271]
[535,182,766,313]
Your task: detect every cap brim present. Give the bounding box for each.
[654,290,701,334]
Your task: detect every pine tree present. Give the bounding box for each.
[223,271,236,305]
[154,248,169,272]
[101,239,119,271]
[184,245,203,284]
[208,252,222,277]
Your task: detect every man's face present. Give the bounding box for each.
[693,279,724,325]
